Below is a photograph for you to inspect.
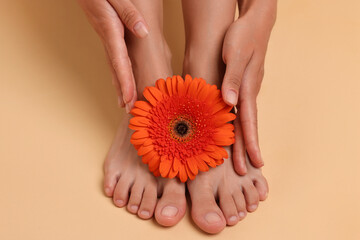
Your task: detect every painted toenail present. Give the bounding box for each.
[130,205,138,212]
[229,215,237,222]
[140,210,150,217]
[116,199,124,206]
[205,212,222,224]
[238,211,246,218]
[249,204,258,211]
[161,206,178,217]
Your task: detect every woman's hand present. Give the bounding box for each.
[221,0,276,174]
[78,0,149,112]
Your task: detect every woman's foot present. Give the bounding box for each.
[104,0,186,226]
[182,0,268,233]
[187,146,268,234]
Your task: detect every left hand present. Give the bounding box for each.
[221,0,276,175]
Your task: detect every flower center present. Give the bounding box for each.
[175,122,188,136]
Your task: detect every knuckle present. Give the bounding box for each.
[225,74,242,89]
[120,7,137,26]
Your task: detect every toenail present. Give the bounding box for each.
[130,205,138,212]
[140,210,150,217]
[229,215,237,222]
[205,212,222,224]
[249,204,258,211]
[105,187,111,195]
[238,211,246,218]
[161,206,178,217]
[116,199,124,206]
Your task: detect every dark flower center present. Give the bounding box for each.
[175,122,188,136]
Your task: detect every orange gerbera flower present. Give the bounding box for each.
[129,75,236,182]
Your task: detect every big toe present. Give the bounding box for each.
[155,180,186,227]
[188,184,226,234]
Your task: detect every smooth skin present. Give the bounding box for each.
[182,0,268,234]
[102,0,186,227]
[78,0,150,112]
[222,0,277,174]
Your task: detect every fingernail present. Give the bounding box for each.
[238,211,246,218]
[133,22,149,38]
[161,206,178,217]
[204,212,222,224]
[249,204,258,211]
[140,210,150,217]
[226,89,238,106]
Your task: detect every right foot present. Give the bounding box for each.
[104,5,186,225]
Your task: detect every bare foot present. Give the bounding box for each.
[187,147,268,233]
[182,0,268,233]
[103,0,186,226]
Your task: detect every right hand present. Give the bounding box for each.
[78,0,149,112]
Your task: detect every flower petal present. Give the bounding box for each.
[213,113,236,127]
[177,75,186,96]
[166,77,173,96]
[179,164,188,182]
[134,101,152,112]
[131,130,149,139]
[160,159,172,177]
[187,157,198,175]
[137,144,154,156]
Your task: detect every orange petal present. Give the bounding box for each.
[128,124,144,131]
[185,164,196,180]
[211,101,228,115]
[142,150,157,164]
[143,87,158,106]
[195,156,209,172]
[184,74,192,94]
[205,151,222,161]
[168,167,178,179]
[134,101,152,112]
[215,123,235,133]
[215,158,224,165]
[213,137,235,146]
[187,77,200,98]
[212,146,229,159]
[130,108,149,117]
[130,138,146,145]
[149,154,160,172]
[131,130,149,139]
[179,164,188,182]
[186,157,198,175]
[137,144,154,156]
[152,168,161,177]
[198,84,210,101]
[160,160,172,177]
[173,157,180,171]
[213,113,236,127]
[130,117,150,126]
[156,78,168,96]
[166,77,173,96]
[171,75,177,95]
[176,75,185,96]
[148,86,164,102]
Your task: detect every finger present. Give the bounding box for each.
[103,27,137,112]
[239,56,264,168]
[105,48,125,107]
[222,55,251,106]
[108,0,149,38]
[232,116,247,175]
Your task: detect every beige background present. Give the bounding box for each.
[1,0,359,239]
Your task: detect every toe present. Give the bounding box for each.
[188,184,226,234]
[253,176,269,201]
[127,182,144,214]
[218,188,239,226]
[243,182,260,212]
[232,190,247,220]
[138,184,157,219]
[103,170,120,197]
[155,180,186,227]
[113,175,132,207]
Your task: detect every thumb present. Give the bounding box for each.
[108,0,149,38]
[221,59,247,106]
